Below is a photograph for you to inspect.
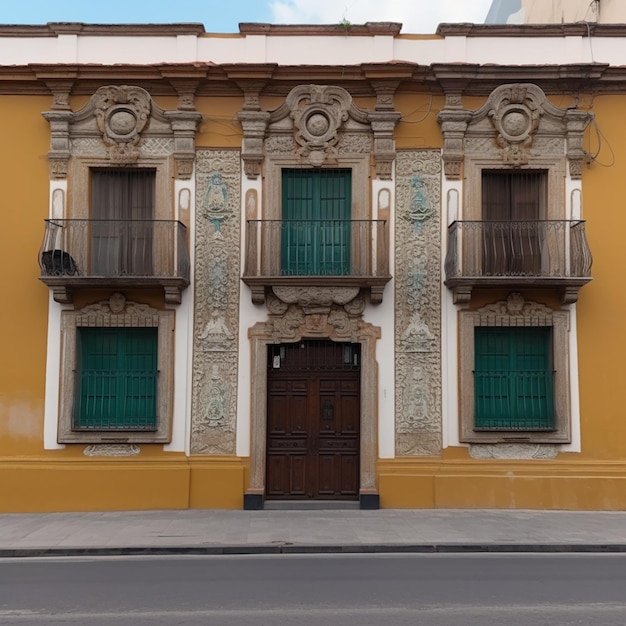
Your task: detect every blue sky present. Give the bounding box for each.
[0,0,494,34]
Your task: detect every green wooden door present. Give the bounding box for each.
[281,169,351,276]
[474,327,554,430]
[74,327,158,430]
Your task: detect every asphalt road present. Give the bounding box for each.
[1,553,626,625]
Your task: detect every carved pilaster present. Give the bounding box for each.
[237,110,270,180]
[566,109,594,180]
[368,82,401,179]
[368,110,402,180]
[436,92,471,181]
[42,110,73,180]
[166,110,203,180]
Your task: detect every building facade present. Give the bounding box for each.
[1,20,624,512]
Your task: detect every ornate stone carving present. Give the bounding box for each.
[43,85,201,180]
[469,444,558,460]
[394,150,442,456]
[92,85,151,163]
[190,150,241,455]
[487,84,542,166]
[475,293,554,326]
[438,83,593,180]
[83,444,141,457]
[271,286,360,314]
[265,84,399,175]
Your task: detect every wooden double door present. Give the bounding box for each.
[266,341,360,500]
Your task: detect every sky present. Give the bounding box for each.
[0,0,494,34]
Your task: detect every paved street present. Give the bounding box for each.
[2,553,626,625]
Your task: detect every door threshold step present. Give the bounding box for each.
[263,500,360,511]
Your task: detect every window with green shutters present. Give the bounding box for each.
[474,326,555,431]
[281,169,351,276]
[74,327,158,431]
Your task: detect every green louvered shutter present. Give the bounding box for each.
[281,169,351,275]
[474,327,554,430]
[74,327,158,430]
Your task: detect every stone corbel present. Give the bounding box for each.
[165,110,203,180]
[368,82,401,180]
[236,81,270,180]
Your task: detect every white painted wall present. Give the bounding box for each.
[4,29,626,68]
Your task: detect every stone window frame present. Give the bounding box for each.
[67,156,174,222]
[459,295,571,444]
[464,156,566,222]
[57,297,175,444]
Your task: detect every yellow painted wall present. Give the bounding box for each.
[576,95,626,460]
[2,80,626,512]
[0,96,51,457]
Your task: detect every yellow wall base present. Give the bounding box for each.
[379,459,626,510]
[5,456,626,512]
[0,456,247,513]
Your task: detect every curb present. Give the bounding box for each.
[3,543,626,558]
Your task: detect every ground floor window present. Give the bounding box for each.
[459,294,570,444]
[74,327,158,431]
[58,295,174,444]
[474,326,554,431]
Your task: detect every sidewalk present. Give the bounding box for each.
[3,508,626,556]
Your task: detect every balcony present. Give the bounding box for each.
[444,220,592,304]
[39,219,190,304]
[242,219,391,304]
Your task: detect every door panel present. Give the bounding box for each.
[266,341,360,500]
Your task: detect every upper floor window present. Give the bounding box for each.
[91,168,156,276]
[481,170,547,276]
[281,169,352,276]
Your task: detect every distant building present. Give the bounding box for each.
[486,0,626,23]
[0,19,625,512]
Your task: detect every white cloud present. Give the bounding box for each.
[269,0,494,33]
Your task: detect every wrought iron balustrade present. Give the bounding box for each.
[38,219,190,304]
[39,219,190,279]
[242,219,391,304]
[445,220,592,278]
[444,220,592,304]
[244,219,388,278]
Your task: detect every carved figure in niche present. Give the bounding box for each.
[204,172,228,236]
[199,310,234,344]
[204,365,228,426]
[407,175,433,231]
[401,311,435,350]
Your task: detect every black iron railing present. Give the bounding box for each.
[39,219,190,280]
[445,220,592,279]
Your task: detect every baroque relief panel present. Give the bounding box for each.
[395,150,442,456]
[190,150,241,454]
